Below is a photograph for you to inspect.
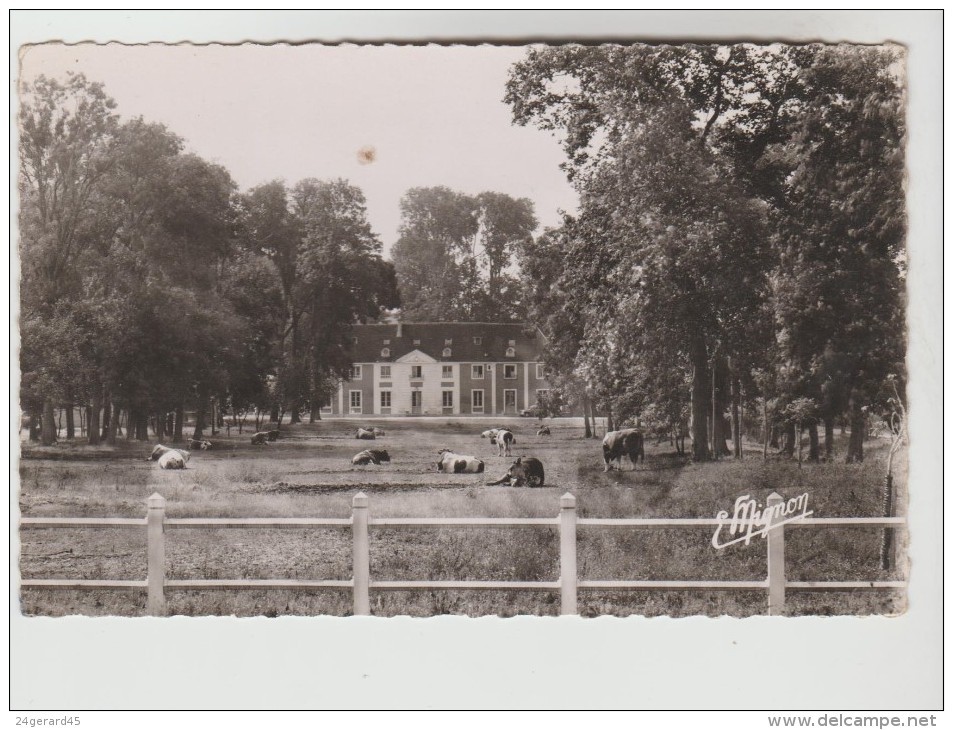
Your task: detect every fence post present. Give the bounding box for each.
[146,492,166,616]
[559,492,578,616]
[765,492,785,616]
[352,492,370,616]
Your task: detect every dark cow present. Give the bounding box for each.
[267,430,280,442]
[602,428,645,471]
[251,432,270,445]
[188,438,212,450]
[146,444,190,462]
[356,428,376,440]
[536,426,551,436]
[488,457,545,488]
[437,449,485,474]
[352,449,391,466]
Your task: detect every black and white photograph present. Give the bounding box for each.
[10,10,942,714]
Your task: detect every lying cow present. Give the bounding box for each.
[352,449,391,466]
[146,444,191,462]
[267,430,280,442]
[251,432,270,445]
[537,426,551,436]
[370,427,385,437]
[488,457,545,488]
[188,438,212,450]
[356,428,376,440]
[157,451,188,470]
[437,449,485,474]
[603,428,645,471]
[494,429,515,457]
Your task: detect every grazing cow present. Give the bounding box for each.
[146,444,190,462]
[437,449,485,474]
[251,432,270,445]
[157,451,187,470]
[602,428,645,471]
[188,438,212,450]
[536,426,551,436]
[488,457,545,488]
[356,428,376,440]
[481,428,501,442]
[352,449,391,466]
[494,429,515,457]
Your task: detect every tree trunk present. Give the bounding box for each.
[57,408,63,439]
[194,387,209,439]
[769,425,780,449]
[796,422,803,469]
[65,404,75,440]
[606,406,615,434]
[761,398,768,462]
[845,390,866,463]
[731,377,742,459]
[155,412,165,441]
[88,390,102,446]
[165,412,174,438]
[582,393,592,439]
[41,399,56,445]
[690,336,711,461]
[808,423,820,462]
[126,409,137,441]
[173,404,184,443]
[101,392,111,439]
[105,402,121,446]
[80,406,86,437]
[782,421,796,458]
[823,416,835,461]
[135,412,149,441]
[270,403,280,423]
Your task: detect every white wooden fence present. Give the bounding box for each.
[20,491,905,616]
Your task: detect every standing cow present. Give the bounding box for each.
[602,429,645,471]
[494,429,515,457]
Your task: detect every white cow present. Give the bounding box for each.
[494,429,515,457]
[437,449,485,474]
[157,451,187,470]
[146,444,191,462]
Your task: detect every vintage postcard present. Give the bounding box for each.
[10,10,942,714]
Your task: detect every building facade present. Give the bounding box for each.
[323,322,552,417]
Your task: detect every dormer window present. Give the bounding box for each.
[508,339,516,347]
[473,337,481,345]
[413,339,421,346]
[383,339,390,345]
[381,348,390,358]
[445,339,453,346]
[506,347,516,357]
[442,347,452,357]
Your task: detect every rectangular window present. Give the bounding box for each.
[471,389,484,413]
[504,364,517,379]
[536,364,546,379]
[442,365,453,379]
[349,390,362,413]
[380,391,391,408]
[411,365,422,379]
[442,391,453,408]
[380,365,391,379]
[473,336,482,345]
[471,364,484,380]
[350,365,362,380]
[508,339,516,347]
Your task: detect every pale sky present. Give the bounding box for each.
[18,43,579,256]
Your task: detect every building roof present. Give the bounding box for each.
[348,322,546,363]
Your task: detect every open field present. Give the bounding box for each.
[18,417,906,617]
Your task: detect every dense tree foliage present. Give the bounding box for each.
[391,186,536,322]
[19,73,398,443]
[507,43,905,461]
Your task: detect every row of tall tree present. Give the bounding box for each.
[507,43,906,462]
[19,73,399,445]
[391,186,537,322]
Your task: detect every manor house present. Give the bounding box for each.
[323,322,552,417]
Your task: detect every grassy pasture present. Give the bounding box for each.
[18,417,907,617]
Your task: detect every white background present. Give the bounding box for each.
[7,9,944,719]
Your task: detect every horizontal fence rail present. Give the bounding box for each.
[19,491,906,616]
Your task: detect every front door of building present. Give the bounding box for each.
[503,389,517,415]
[411,390,422,415]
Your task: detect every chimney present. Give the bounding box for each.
[396,321,403,338]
